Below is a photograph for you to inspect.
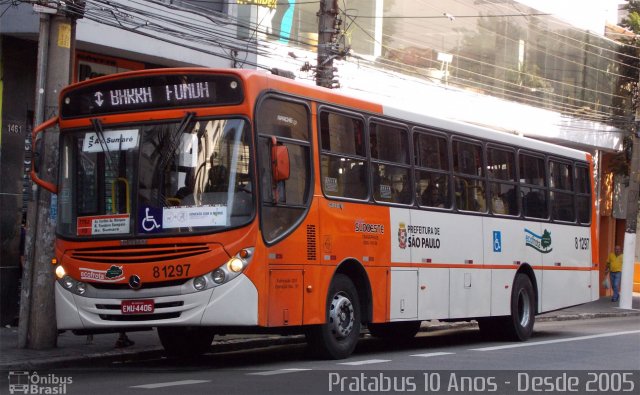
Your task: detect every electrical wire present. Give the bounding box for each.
[13,0,636,129]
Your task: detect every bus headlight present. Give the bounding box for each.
[228,257,244,273]
[62,275,74,289]
[211,269,225,284]
[207,248,254,288]
[76,282,87,295]
[193,276,207,291]
[55,265,66,279]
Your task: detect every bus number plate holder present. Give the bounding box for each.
[121,299,155,314]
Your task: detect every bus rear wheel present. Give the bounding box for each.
[306,274,361,359]
[368,321,421,339]
[157,326,215,357]
[505,273,535,341]
[478,273,535,341]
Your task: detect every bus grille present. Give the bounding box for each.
[70,243,210,264]
[91,279,188,290]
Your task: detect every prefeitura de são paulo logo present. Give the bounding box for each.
[398,222,407,249]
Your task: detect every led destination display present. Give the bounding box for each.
[60,73,244,119]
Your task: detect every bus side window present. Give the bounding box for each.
[370,122,411,205]
[319,111,368,200]
[257,97,312,243]
[575,166,591,224]
[487,146,518,216]
[453,139,485,212]
[520,153,548,219]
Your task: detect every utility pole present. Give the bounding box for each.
[619,107,640,309]
[316,0,339,88]
[19,1,81,349]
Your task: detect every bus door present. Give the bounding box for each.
[256,96,313,327]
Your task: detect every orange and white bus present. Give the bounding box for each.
[32,68,598,359]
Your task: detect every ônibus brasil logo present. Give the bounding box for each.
[525,229,552,253]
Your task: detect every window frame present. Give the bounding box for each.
[413,127,453,210]
[256,94,313,245]
[518,150,549,220]
[574,164,592,225]
[452,136,487,213]
[486,144,519,217]
[548,157,576,223]
[318,106,369,202]
[369,118,413,206]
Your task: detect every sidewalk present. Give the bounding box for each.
[2,295,638,371]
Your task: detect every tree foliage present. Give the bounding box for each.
[621,0,640,33]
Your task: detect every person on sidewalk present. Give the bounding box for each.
[606,245,623,302]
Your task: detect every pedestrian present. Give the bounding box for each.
[605,245,623,302]
[115,331,134,348]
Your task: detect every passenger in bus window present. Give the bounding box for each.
[392,174,411,204]
[175,169,195,200]
[206,155,228,193]
[421,183,445,208]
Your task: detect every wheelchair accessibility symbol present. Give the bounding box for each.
[493,231,502,252]
[139,206,162,233]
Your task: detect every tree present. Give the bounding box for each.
[621,0,640,33]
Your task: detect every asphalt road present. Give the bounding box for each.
[3,316,639,395]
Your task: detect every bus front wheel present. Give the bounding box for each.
[157,326,215,357]
[306,274,361,359]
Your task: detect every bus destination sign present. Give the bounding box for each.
[60,73,244,119]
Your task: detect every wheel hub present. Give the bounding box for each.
[329,293,354,339]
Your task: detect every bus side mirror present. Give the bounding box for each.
[31,116,59,194]
[271,137,290,182]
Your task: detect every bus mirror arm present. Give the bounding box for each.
[30,116,59,194]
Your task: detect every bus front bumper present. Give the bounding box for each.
[55,274,258,329]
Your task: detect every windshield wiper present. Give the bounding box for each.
[158,112,195,171]
[91,118,116,175]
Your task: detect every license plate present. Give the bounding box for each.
[121,299,154,315]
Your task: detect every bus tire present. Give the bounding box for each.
[368,321,421,339]
[157,326,215,357]
[505,273,535,341]
[306,274,361,359]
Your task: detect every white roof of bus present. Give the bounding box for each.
[381,105,588,162]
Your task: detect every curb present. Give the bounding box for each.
[3,310,639,370]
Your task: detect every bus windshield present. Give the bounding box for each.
[57,117,254,238]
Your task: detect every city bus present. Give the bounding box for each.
[32,68,598,359]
